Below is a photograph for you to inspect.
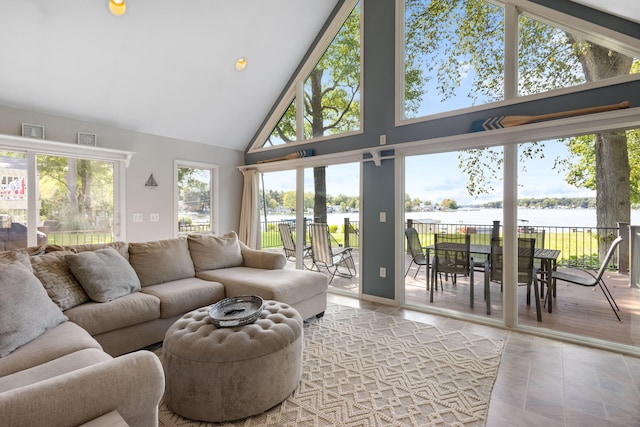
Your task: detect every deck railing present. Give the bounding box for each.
[260,218,360,250]
[406,219,620,270]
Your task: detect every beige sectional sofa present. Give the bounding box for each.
[0,232,328,426]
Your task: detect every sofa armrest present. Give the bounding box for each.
[240,241,286,270]
[0,350,164,427]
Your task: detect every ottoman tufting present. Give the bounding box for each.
[162,300,303,422]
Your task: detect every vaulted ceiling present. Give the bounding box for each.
[0,1,637,152]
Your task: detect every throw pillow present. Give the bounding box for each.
[30,251,90,311]
[187,231,244,271]
[128,237,195,286]
[0,261,68,357]
[66,247,141,303]
[0,249,34,272]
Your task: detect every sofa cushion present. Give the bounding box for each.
[30,250,90,310]
[65,247,141,302]
[64,292,161,336]
[0,348,111,393]
[0,321,101,377]
[196,267,328,305]
[128,237,195,286]
[188,231,244,271]
[0,261,68,357]
[65,242,130,261]
[140,277,225,318]
[0,249,34,272]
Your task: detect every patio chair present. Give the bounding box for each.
[519,229,545,270]
[432,233,476,307]
[309,223,356,283]
[485,237,541,320]
[404,228,431,285]
[551,235,623,322]
[277,222,311,264]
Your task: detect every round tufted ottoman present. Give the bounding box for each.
[162,300,303,422]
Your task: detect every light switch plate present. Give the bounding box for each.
[133,213,143,222]
[379,212,386,222]
[150,213,160,222]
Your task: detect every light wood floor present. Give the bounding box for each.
[283,249,640,348]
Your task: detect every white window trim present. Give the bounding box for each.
[174,159,219,236]
[395,0,640,126]
[0,133,133,244]
[248,0,363,153]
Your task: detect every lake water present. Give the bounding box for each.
[268,208,640,227]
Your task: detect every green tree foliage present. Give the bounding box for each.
[38,155,113,229]
[440,198,459,210]
[178,168,210,214]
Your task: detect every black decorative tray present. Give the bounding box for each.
[209,295,263,327]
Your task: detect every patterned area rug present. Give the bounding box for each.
[158,303,504,427]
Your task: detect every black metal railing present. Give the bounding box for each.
[260,218,360,250]
[406,219,619,270]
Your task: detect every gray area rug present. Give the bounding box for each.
[158,303,504,427]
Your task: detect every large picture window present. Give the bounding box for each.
[0,136,129,248]
[401,0,639,121]
[250,0,362,151]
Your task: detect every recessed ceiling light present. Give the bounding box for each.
[109,0,126,16]
[235,57,247,72]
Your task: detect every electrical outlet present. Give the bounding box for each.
[379,267,386,278]
[379,134,386,145]
[150,213,160,222]
[133,213,143,223]
[379,211,386,222]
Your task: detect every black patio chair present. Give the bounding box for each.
[404,228,431,283]
[432,233,476,307]
[485,237,541,320]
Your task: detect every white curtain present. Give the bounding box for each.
[238,169,260,248]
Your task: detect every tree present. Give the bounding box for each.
[270,3,361,224]
[38,155,113,230]
[405,0,636,259]
[440,198,459,210]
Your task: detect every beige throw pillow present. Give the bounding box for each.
[128,237,195,286]
[0,261,68,357]
[30,251,90,311]
[188,231,244,271]
[0,249,34,272]
[65,247,141,302]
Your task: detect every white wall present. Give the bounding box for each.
[0,105,244,242]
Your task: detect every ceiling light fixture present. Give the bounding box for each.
[235,57,247,72]
[109,0,126,16]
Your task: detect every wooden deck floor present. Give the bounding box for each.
[278,248,640,347]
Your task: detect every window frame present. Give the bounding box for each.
[174,159,219,236]
[0,133,131,244]
[248,0,363,154]
[395,0,640,126]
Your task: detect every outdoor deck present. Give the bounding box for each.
[273,248,640,347]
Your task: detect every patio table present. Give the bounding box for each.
[424,244,560,313]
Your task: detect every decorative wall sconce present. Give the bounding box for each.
[145,174,158,189]
[78,132,97,146]
[22,123,45,139]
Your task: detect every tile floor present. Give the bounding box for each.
[327,293,640,427]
